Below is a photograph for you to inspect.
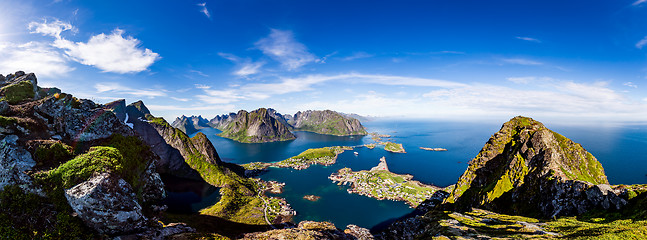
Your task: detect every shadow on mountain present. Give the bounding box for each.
[161,212,275,238]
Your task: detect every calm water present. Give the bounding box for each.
[190,120,647,229]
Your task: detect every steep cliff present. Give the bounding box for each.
[217,108,296,143]
[289,110,368,136]
[446,116,624,218]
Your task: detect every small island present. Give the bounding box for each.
[329,156,445,207]
[420,147,447,151]
[243,146,353,171]
[369,132,391,142]
[383,142,406,153]
[303,195,321,201]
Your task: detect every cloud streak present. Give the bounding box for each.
[95,82,167,98]
[255,29,319,70]
[197,3,211,19]
[515,36,541,43]
[636,36,647,49]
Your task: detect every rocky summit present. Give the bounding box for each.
[446,116,625,218]
[217,108,297,143]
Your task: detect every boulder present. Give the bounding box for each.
[65,172,147,235]
[140,161,166,203]
[0,135,38,192]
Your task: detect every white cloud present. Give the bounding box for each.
[506,76,554,84]
[170,97,190,102]
[53,29,160,73]
[501,58,543,65]
[28,19,74,39]
[255,29,318,70]
[624,82,638,88]
[194,84,211,89]
[94,82,167,98]
[0,41,74,77]
[197,2,211,19]
[189,70,209,77]
[636,36,647,49]
[341,52,374,61]
[515,36,541,43]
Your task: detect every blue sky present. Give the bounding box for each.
[1,0,646,124]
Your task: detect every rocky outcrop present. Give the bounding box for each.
[64,172,147,235]
[171,115,210,135]
[0,135,38,193]
[446,116,624,218]
[289,110,368,136]
[35,94,135,142]
[217,108,296,143]
[0,71,38,104]
[241,221,373,240]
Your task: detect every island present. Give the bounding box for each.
[303,195,321,201]
[329,156,445,207]
[383,142,406,153]
[369,132,391,142]
[243,146,354,171]
[420,147,447,151]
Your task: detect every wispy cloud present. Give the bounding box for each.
[218,52,264,77]
[507,76,554,84]
[189,69,209,77]
[197,2,211,19]
[95,82,167,98]
[636,36,647,49]
[28,19,74,39]
[194,84,211,89]
[0,41,74,77]
[170,97,190,102]
[624,82,638,88]
[341,52,374,61]
[255,29,319,70]
[515,36,541,43]
[633,0,647,6]
[501,58,543,65]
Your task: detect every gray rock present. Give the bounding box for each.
[344,224,374,240]
[0,135,37,192]
[0,100,8,115]
[141,161,166,203]
[65,172,147,235]
[36,95,134,142]
[0,74,5,83]
[113,222,196,240]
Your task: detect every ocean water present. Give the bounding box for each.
[189,120,647,229]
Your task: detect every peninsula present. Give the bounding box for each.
[243,146,353,171]
[329,156,445,207]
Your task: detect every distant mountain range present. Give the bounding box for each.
[172,108,369,143]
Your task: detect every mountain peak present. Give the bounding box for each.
[446,116,618,218]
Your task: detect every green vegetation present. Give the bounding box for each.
[0,115,17,127]
[550,130,607,185]
[384,142,405,153]
[0,80,34,104]
[545,217,647,239]
[45,146,125,189]
[33,141,74,168]
[0,185,93,239]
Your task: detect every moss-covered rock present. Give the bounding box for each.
[0,80,35,104]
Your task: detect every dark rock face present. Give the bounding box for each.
[65,172,147,235]
[289,110,368,136]
[217,108,296,143]
[446,116,624,218]
[125,102,203,180]
[104,99,127,122]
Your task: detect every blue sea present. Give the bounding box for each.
[187,120,647,229]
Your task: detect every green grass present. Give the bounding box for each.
[1,80,34,104]
[0,115,17,127]
[33,141,74,168]
[44,146,124,189]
